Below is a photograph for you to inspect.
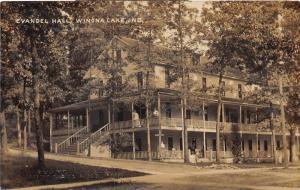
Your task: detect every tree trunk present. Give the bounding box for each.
[32,39,45,169]
[216,67,224,163]
[270,111,277,165]
[146,97,152,161]
[182,97,189,163]
[16,108,22,147]
[0,111,8,154]
[279,75,288,167]
[290,128,297,162]
[27,110,32,145]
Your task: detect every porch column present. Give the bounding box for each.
[256,132,259,162]
[202,101,206,159]
[50,113,53,152]
[181,98,186,160]
[239,105,243,156]
[67,110,70,137]
[158,93,162,159]
[131,101,136,160]
[146,97,152,161]
[86,108,89,132]
[222,103,225,156]
[255,107,258,158]
[71,115,74,130]
[108,101,111,127]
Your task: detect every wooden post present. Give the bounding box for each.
[50,113,53,152]
[202,101,206,159]
[239,105,243,156]
[255,107,259,161]
[16,109,22,147]
[23,125,27,151]
[67,110,70,137]
[131,102,136,160]
[222,103,225,157]
[158,93,162,159]
[28,110,31,136]
[71,115,74,131]
[108,101,111,127]
[86,108,89,132]
[256,132,259,162]
[146,97,152,161]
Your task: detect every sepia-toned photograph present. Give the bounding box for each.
[1,1,300,189]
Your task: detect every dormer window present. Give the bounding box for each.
[137,72,144,89]
[202,77,207,92]
[165,68,171,88]
[221,81,225,96]
[238,84,242,99]
[116,49,122,63]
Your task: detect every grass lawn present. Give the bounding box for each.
[0,154,147,189]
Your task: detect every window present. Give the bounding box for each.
[180,138,183,151]
[116,49,122,63]
[165,68,170,88]
[204,106,208,121]
[192,53,200,65]
[248,140,253,151]
[98,80,104,96]
[186,109,191,119]
[117,107,124,121]
[202,77,207,92]
[258,140,261,151]
[264,140,268,151]
[212,139,216,151]
[165,102,171,118]
[276,140,280,149]
[191,138,197,154]
[238,84,242,99]
[137,72,144,89]
[247,110,251,124]
[242,140,245,151]
[221,81,225,96]
[224,139,227,151]
[168,137,173,150]
[135,138,142,151]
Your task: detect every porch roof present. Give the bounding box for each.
[48,97,108,113]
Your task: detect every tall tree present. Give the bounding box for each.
[166,0,200,163]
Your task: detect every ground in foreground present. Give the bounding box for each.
[0,154,147,189]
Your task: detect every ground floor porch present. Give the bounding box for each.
[110,130,300,163]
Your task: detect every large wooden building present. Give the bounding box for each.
[48,36,300,163]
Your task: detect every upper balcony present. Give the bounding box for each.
[110,117,281,134]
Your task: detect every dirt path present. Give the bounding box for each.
[9,149,300,190]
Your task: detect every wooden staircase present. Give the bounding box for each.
[54,124,110,155]
[77,123,110,154]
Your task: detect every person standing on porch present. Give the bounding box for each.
[132,110,141,128]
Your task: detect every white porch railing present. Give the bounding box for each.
[110,117,273,133]
[77,123,110,153]
[55,126,88,153]
[112,150,182,160]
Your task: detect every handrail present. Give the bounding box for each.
[77,123,110,154]
[56,126,88,153]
